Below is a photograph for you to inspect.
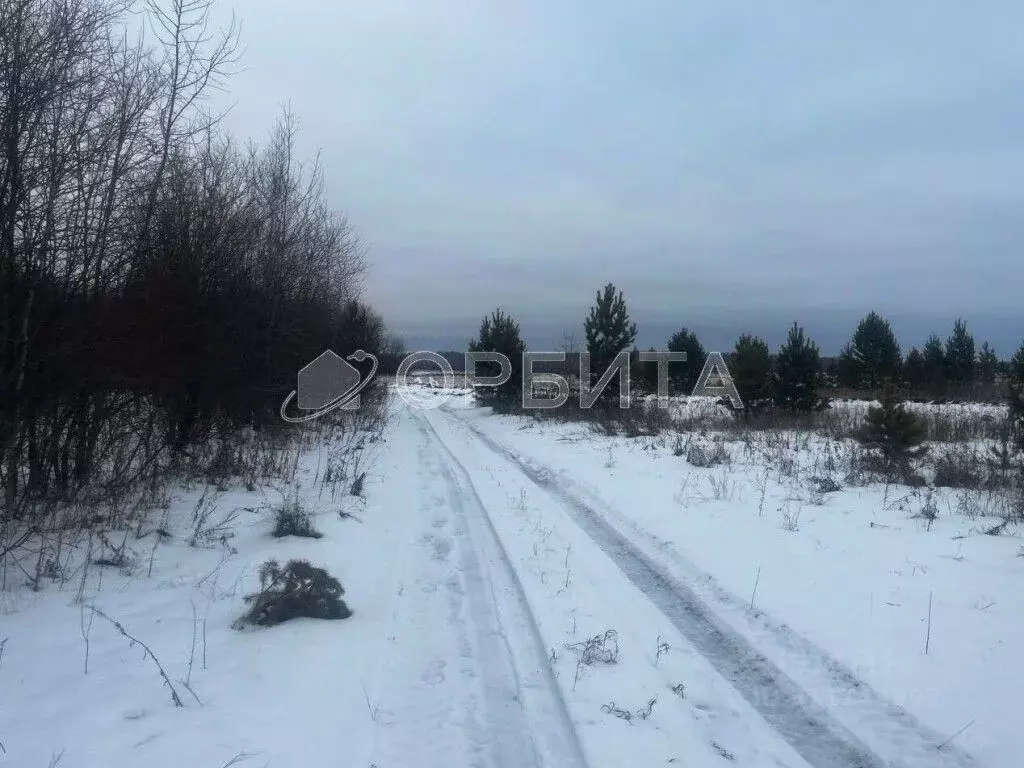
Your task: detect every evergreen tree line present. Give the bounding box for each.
[1,0,385,518]
[470,285,1024,433]
[835,314,1009,399]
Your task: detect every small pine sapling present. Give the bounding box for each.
[859,382,928,480]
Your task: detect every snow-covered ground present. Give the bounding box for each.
[2,392,1020,767]
[436,396,1022,767]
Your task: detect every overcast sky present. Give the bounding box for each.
[211,1,1023,353]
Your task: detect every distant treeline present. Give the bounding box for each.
[462,285,1024,415]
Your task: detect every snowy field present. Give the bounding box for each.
[436,397,1022,766]
[2,391,1021,767]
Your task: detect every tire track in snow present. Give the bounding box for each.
[363,413,489,768]
[412,412,591,768]
[435,409,978,768]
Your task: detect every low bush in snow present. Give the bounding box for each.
[350,471,366,497]
[933,447,985,489]
[621,401,674,437]
[566,628,620,666]
[810,476,842,494]
[685,438,730,468]
[272,498,322,539]
[236,559,351,628]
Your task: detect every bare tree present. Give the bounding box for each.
[138,0,240,246]
[0,0,379,538]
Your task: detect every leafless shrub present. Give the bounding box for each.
[717,406,812,436]
[685,438,730,468]
[752,468,771,517]
[849,450,925,487]
[811,476,842,494]
[567,629,620,666]
[673,474,699,506]
[203,438,247,489]
[187,489,218,545]
[566,628,619,690]
[90,531,137,575]
[601,696,657,724]
[815,406,866,441]
[317,394,391,503]
[621,401,673,437]
[803,484,826,506]
[0,522,34,572]
[775,448,800,482]
[781,499,802,532]
[919,408,1004,443]
[711,742,736,761]
[843,449,870,487]
[190,499,238,551]
[984,519,1012,537]
[350,472,366,498]
[219,752,258,768]
[822,400,1005,443]
[952,488,1004,520]
[707,471,740,502]
[933,447,985,490]
[603,447,616,469]
[655,635,670,666]
[593,410,622,438]
[272,497,322,540]
[85,605,192,707]
[912,490,940,530]
[80,603,95,674]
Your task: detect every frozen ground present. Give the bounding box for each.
[1,393,1020,767]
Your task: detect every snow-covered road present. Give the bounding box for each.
[404,405,807,768]
[415,404,977,768]
[361,412,587,768]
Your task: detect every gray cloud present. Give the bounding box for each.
[212,0,1024,350]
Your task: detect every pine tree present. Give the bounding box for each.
[860,382,928,478]
[982,343,1024,499]
[630,347,660,395]
[977,341,999,388]
[666,327,707,395]
[824,358,840,387]
[903,347,927,391]
[922,334,946,396]
[583,284,637,397]
[1009,342,1024,452]
[944,319,976,391]
[837,311,901,390]
[468,309,525,413]
[729,334,773,413]
[774,323,822,413]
